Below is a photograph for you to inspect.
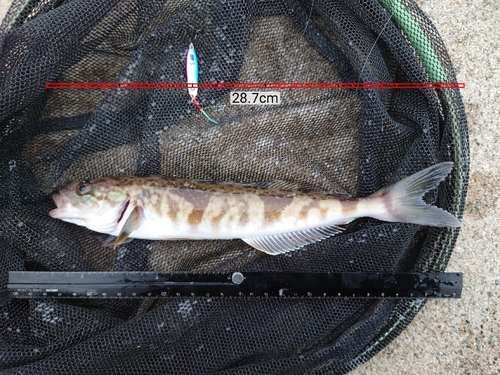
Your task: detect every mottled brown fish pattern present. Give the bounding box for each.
[49,163,461,255]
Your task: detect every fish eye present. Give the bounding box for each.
[75,181,92,196]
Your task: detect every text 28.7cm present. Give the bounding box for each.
[230,91,280,105]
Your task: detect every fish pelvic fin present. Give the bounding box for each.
[242,225,344,255]
[370,162,461,227]
[113,206,142,249]
[93,233,134,247]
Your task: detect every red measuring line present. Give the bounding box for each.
[46,81,465,89]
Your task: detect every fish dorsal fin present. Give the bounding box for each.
[244,180,299,191]
[242,225,344,255]
[242,181,352,197]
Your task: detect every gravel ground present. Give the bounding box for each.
[354,0,500,373]
[1,0,498,374]
[0,0,10,22]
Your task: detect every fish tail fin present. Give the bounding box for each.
[370,162,461,227]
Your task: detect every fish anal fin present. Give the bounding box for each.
[242,225,344,255]
[113,206,142,249]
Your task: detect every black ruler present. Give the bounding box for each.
[7,271,462,299]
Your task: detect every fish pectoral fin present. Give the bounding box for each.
[92,233,134,247]
[113,206,142,249]
[242,225,344,255]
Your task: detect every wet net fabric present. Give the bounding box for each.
[0,0,468,373]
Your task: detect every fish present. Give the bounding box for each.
[49,162,461,255]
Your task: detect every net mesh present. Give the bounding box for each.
[0,0,468,373]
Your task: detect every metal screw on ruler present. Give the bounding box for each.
[231,272,245,285]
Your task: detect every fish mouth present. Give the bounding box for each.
[49,193,66,219]
[49,193,89,227]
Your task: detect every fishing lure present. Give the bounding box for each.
[186,43,218,124]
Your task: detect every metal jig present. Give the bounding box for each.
[186,38,218,124]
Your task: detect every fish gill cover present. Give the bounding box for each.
[0,0,468,373]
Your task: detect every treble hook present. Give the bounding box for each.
[188,25,203,42]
